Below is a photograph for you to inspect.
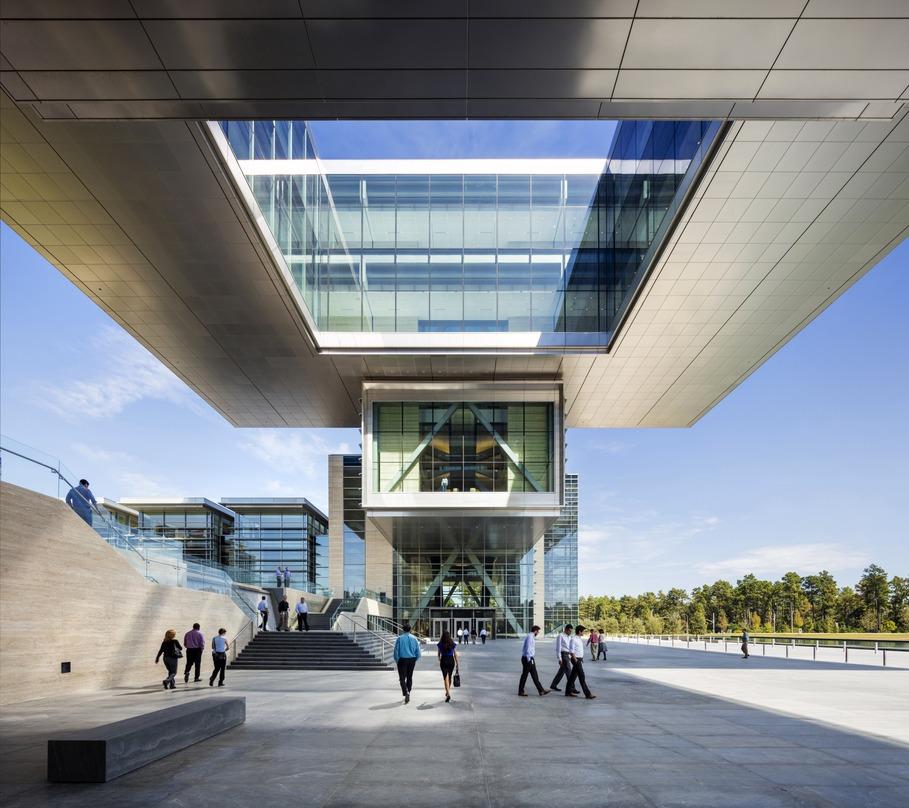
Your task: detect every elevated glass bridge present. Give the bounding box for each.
[213,119,723,348]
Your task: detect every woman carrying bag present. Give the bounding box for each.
[155,628,183,690]
[436,630,460,703]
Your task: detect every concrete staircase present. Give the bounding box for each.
[229,630,392,671]
[309,598,342,630]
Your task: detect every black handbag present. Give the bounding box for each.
[453,668,461,688]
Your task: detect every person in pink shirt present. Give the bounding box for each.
[587,628,600,661]
[183,623,205,683]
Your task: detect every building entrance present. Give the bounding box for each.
[428,608,495,640]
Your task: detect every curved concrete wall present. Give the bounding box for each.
[0,482,250,705]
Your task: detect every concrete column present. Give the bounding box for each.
[364,518,393,598]
[327,455,344,596]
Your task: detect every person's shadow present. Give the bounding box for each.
[368,701,405,710]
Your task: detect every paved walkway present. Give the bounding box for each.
[2,640,908,808]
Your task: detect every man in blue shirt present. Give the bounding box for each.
[393,624,421,704]
[518,625,550,697]
[65,479,97,525]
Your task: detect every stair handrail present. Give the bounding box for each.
[1,438,153,570]
[1,435,261,620]
[367,613,428,643]
[332,611,396,665]
[329,595,360,628]
[228,615,257,665]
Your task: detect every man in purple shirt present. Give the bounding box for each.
[183,623,205,683]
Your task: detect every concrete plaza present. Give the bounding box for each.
[1,640,908,808]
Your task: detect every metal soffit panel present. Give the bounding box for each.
[0,90,357,428]
[2,89,908,429]
[0,4,908,120]
[567,112,909,428]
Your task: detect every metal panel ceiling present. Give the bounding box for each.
[2,3,908,120]
[2,88,906,429]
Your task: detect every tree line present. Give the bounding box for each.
[579,565,908,635]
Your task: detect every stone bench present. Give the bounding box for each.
[47,697,245,782]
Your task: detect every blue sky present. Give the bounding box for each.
[307,120,618,159]
[2,120,907,597]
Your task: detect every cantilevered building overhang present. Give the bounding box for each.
[1,3,908,430]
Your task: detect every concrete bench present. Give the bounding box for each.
[47,697,245,782]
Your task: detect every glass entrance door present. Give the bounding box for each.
[455,617,473,642]
[431,618,450,640]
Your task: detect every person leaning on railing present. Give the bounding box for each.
[65,478,97,525]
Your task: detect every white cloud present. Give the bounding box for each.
[577,511,723,594]
[70,442,134,466]
[697,543,868,579]
[36,327,197,419]
[238,430,351,479]
[262,479,298,496]
[117,471,175,497]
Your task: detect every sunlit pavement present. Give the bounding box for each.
[2,639,908,808]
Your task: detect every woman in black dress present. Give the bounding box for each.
[437,630,459,703]
[155,628,183,690]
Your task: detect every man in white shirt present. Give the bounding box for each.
[518,625,550,696]
[257,595,269,632]
[479,627,488,645]
[548,624,576,693]
[295,596,309,631]
[456,627,463,644]
[565,625,596,699]
[275,567,284,588]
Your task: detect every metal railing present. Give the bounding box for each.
[1,435,261,625]
[605,633,909,667]
[329,596,360,628]
[366,614,429,643]
[333,611,396,665]
[228,616,257,666]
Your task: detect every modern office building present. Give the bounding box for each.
[2,5,907,639]
[329,450,578,637]
[115,496,328,591]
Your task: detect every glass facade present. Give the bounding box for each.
[544,474,579,634]
[218,119,722,338]
[372,401,554,493]
[342,455,366,598]
[226,500,328,591]
[394,533,535,639]
[384,472,577,638]
[136,505,237,569]
[123,498,328,592]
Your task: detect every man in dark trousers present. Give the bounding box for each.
[549,624,576,693]
[518,625,550,696]
[277,593,290,631]
[741,628,750,659]
[393,623,421,704]
[257,595,269,632]
[182,623,205,683]
[565,625,596,699]
[295,596,310,631]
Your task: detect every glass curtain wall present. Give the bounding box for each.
[137,507,234,567]
[218,119,722,336]
[373,401,553,493]
[342,455,366,597]
[544,474,579,634]
[231,506,328,590]
[394,543,535,638]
